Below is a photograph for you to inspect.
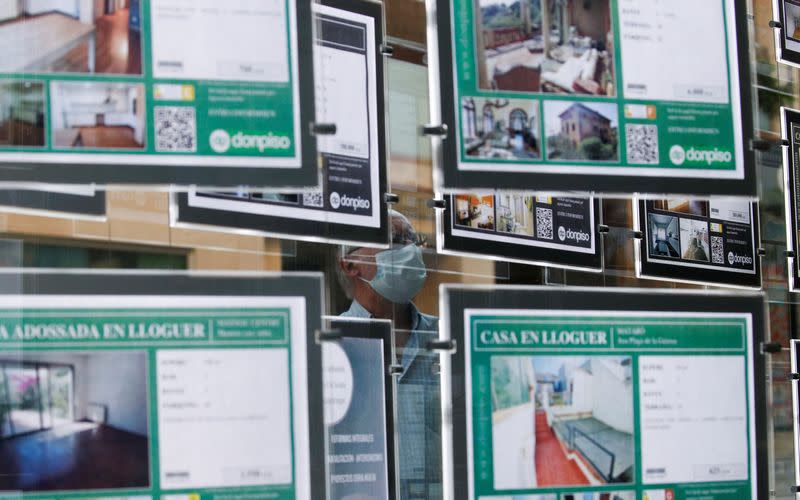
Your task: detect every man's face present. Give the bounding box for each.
[342,216,422,285]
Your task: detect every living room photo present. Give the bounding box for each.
[0,0,143,74]
[474,0,615,95]
[0,350,150,492]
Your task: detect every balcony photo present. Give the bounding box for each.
[474,0,615,95]
[490,355,634,490]
[0,351,149,492]
[0,0,143,74]
[50,81,145,149]
[462,97,541,160]
[544,101,618,162]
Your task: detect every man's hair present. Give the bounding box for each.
[335,209,418,299]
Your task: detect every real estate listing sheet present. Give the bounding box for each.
[443,287,765,500]
[638,198,760,288]
[0,273,324,500]
[435,0,755,195]
[324,318,395,500]
[0,0,318,187]
[174,0,388,247]
[0,186,105,217]
[442,192,601,270]
[780,107,800,291]
[773,0,800,68]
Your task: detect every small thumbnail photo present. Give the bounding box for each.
[648,214,680,259]
[51,81,145,150]
[544,101,618,162]
[454,194,495,230]
[0,80,46,147]
[462,97,540,160]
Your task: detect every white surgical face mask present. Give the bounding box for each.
[360,244,427,304]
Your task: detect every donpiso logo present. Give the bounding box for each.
[330,192,341,209]
[210,130,291,154]
[330,192,371,212]
[558,226,590,243]
[671,144,732,166]
[669,145,685,166]
[209,129,231,153]
[728,251,753,266]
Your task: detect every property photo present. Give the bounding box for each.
[497,194,535,236]
[0,80,45,147]
[544,101,618,161]
[462,97,540,160]
[562,492,635,500]
[0,350,150,492]
[785,0,800,42]
[490,355,634,490]
[679,218,710,262]
[50,81,145,149]
[648,214,680,258]
[454,194,496,230]
[474,0,615,95]
[0,0,142,74]
[651,199,709,218]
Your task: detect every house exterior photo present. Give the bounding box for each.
[559,103,612,147]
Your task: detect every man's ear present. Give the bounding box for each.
[340,258,359,278]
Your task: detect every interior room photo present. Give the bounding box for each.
[454,194,496,230]
[50,81,145,149]
[651,199,709,218]
[490,356,634,490]
[497,194,534,236]
[462,97,541,160]
[474,0,615,95]
[0,0,142,74]
[679,218,710,262]
[0,80,45,147]
[0,350,149,492]
[648,213,680,258]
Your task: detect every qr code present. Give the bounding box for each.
[711,236,724,264]
[536,207,553,240]
[302,191,324,208]
[626,124,659,165]
[155,106,197,152]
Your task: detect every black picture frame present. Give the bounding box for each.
[442,286,768,500]
[0,1,319,189]
[636,199,762,289]
[174,0,389,247]
[440,194,603,271]
[430,0,757,196]
[774,0,800,68]
[781,107,800,291]
[0,270,327,499]
[0,189,106,217]
[327,317,398,500]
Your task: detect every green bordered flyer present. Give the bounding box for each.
[441,286,767,500]
[431,0,756,195]
[0,272,325,500]
[0,1,318,188]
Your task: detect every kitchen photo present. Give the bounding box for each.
[0,0,143,74]
[454,194,496,231]
[50,80,145,149]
